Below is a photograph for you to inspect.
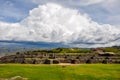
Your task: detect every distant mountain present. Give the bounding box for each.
[0,40,69,55]
[0,40,120,56]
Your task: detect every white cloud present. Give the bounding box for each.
[0,3,120,47]
[31,0,120,26]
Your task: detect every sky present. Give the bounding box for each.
[0,0,120,48]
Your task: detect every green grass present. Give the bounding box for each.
[0,64,120,80]
[103,47,120,53]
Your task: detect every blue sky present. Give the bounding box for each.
[0,0,120,48]
[0,0,37,22]
[0,0,120,25]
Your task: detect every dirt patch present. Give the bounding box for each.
[0,76,28,80]
[56,63,82,66]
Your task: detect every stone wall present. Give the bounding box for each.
[0,53,120,64]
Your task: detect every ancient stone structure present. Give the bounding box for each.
[0,52,120,64]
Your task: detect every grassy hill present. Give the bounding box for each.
[0,46,120,56]
[0,64,120,80]
[23,47,120,55]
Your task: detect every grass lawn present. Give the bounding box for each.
[0,64,120,80]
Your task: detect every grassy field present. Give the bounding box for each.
[0,64,120,80]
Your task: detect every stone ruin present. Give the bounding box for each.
[0,52,120,64]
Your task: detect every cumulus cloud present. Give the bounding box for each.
[32,0,120,26]
[0,3,120,47]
